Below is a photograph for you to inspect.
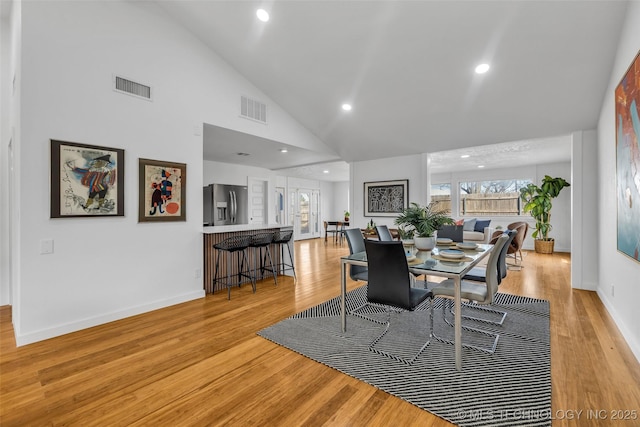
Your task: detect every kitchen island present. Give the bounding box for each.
[203,224,294,294]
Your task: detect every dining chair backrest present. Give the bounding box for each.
[344,228,368,281]
[375,225,394,241]
[497,229,517,282]
[365,240,414,309]
[482,234,509,304]
[437,225,464,242]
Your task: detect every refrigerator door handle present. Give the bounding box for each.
[233,191,238,223]
[230,191,236,223]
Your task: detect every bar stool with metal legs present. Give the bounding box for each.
[272,229,296,281]
[249,231,278,287]
[212,235,255,300]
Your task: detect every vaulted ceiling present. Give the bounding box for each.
[157,0,628,179]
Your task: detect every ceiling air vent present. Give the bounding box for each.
[240,95,267,124]
[113,75,152,101]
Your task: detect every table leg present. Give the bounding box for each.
[454,276,462,371]
[341,259,347,332]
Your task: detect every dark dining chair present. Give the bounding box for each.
[430,234,510,354]
[350,240,432,364]
[344,228,368,282]
[437,225,464,242]
[375,225,394,242]
[324,221,344,245]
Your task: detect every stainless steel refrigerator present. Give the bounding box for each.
[203,184,249,226]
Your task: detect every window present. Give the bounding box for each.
[430,183,451,214]
[459,179,532,216]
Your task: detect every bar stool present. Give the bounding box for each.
[272,229,296,281]
[212,235,255,300]
[249,231,278,286]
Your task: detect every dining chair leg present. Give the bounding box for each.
[432,299,500,354]
[450,302,507,326]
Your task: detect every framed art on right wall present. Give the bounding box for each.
[615,50,640,263]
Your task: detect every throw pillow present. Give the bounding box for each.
[474,219,491,232]
[463,218,477,231]
[455,219,464,226]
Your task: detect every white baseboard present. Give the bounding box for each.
[15,290,205,346]
[596,289,640,364]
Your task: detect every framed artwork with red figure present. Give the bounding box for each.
[615,50,640,263]
[138,158,186,222]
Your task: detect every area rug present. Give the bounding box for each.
[258,286,551,427]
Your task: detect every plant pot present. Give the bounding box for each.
[344,217,350,223]
[534,239,554,254]
[414,236,436,251]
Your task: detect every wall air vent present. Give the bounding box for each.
[240,95,267,124]
[113,75,152,101]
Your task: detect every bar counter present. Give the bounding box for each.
[203,224,294,294]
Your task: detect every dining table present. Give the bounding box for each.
[340,242,494,371]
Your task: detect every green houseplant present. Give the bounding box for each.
[344,210,350,222]
[519,175,570,253]
[395,202,454,250]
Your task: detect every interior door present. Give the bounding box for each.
[248,177,267,225]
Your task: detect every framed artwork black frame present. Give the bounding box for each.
[51,139,124,218]
[364,179,409,217]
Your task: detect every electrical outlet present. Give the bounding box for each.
[611,284,615,297]
[195,268,202,279]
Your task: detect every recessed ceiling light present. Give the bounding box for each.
[475,63,490,74]
[323,170,329,174]
[236,152,250,156]
[256,9,269,22]
[461,154,470,158]
[341,103,352,111]
[279,148,288,153]
[477,165,485,168]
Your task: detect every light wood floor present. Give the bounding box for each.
[1,239,639,426]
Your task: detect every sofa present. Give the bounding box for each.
[457,218,492,243]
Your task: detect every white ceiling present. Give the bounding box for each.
[157,0,628,181]
[428,135,572,173]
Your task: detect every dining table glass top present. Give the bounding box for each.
[342,243,493,275]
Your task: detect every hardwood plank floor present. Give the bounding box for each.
[1,238,639,426]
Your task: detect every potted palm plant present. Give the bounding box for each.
[344,210,350,223]
[519,175,570,254]
[395,202,454,251]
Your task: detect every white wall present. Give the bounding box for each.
[332,181,350,220]
[1,10,13,306]
[9,1,328,345]
[204,160,276,187]
[350,154,424,230]
[571,130,599,291]
[596,0,640,361]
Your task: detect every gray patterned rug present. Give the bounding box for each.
[258,286,551,427]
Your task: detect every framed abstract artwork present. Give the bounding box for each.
[51,139,124,218]
[364,179,409,217]
[138,158,186,222]
[615,50,640,263]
